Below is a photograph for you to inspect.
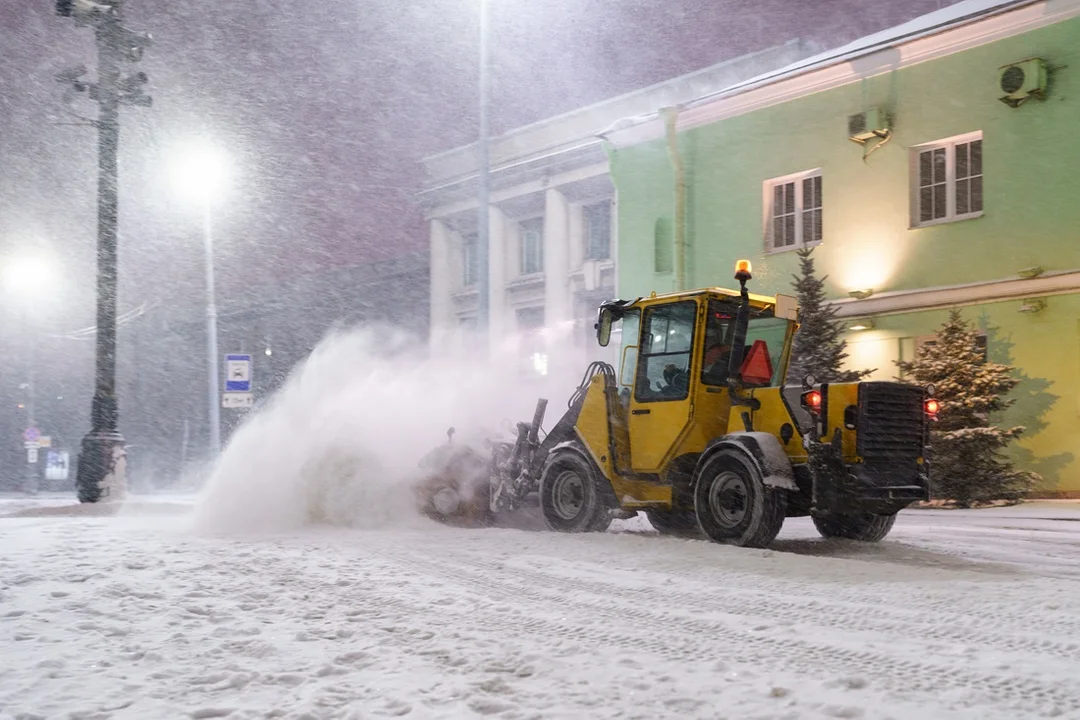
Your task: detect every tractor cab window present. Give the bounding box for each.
[742,316,788,386]
[615,309,641,405]
[635,301,696,402]
[702,300,789,387]
[701,302,738,386]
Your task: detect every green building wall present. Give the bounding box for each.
[608,15,1080,494]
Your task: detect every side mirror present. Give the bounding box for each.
[596,308,613,347]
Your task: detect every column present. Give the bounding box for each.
[428,219,455,348]
[487,205,508,343]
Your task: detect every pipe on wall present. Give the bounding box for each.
[662,107,687,291]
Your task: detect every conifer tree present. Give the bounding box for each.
[787,247,873,383]
[896,309,1038,506]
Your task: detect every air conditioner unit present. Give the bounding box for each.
[998,58,1047,107]
[847,107,888,143]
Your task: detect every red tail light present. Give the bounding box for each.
[802,390,822,412]
[925,398,940,416]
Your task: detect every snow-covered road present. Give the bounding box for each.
[2,496,1080,719]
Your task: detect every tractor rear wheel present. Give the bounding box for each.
[645,509,701,538]
[692,450,786,548]
[539,447,612,533]
[812,512,896,542]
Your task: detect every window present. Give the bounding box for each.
[519,217,544,275]
[461,232,478,287]
[635,301,697,403]
[765,170,822,252]
[912,132,983,227]
[583,200,612,261]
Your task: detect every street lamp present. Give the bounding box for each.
[476,0,491,344]
[168,139,230,455]
[3,255,56,493]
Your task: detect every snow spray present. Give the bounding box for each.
[191,323,586,534]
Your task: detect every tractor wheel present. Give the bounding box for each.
[539,447,611,533]
[645,509,701,538]
[812,512,896,542]
[692,450,786,548]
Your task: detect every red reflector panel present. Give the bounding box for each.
[739,339,774,386]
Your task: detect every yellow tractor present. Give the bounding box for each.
[416,260,937,547]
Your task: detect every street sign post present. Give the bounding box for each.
[225,353,252,392]
[23,426,40,444]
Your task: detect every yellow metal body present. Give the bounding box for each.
[570,286,814,510]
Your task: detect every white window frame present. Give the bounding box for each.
[518,216,544,276]
[909,131,984,229]
[763,168,823,254]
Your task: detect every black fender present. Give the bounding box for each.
[693,432,798,492]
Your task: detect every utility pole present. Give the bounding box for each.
[55,0,152,503]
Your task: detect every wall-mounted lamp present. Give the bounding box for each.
[848,319,875,331]
[1017,298,1046,314]
[848,289,875,300]
[1017,266,1044,279]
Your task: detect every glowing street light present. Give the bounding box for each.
[168,139,230,455]
[168,140,230,204]
[3,253,56,494]
[2,255,54,300]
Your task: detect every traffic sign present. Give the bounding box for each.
[222,392,254,409]
[23,426,40,443]
[27,447,38,464]
[225,353,252,392]
[38,436,51,448]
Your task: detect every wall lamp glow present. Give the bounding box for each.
[848,289,875,300]
[1017,298,1046,314]
[848,319,875,331]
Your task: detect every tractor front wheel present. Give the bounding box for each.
[539,447,612,533]
[693,450,786,548]
[812,512,896,542]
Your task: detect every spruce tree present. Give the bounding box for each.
[895,309,1038,506]
[788,247,873,383]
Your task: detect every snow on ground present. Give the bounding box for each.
[2,495,1080,720]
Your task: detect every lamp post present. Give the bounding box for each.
[3,256,55,493]
[169,141,229,455]
[475,0,491,344]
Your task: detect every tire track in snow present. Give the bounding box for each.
[374,542,1080,717]
[446,547,1080,665]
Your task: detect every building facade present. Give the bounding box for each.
[603,0,1080,494]
[419,40,816,378]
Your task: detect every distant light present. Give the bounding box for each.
[264,347,272,357]
[531,352,548,376]
[57,396,64,400]
[16,403,25,409]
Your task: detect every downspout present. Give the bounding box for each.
[662,107,686,291]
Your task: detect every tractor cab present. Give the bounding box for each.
[594,262,799,478]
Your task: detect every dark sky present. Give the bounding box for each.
[0,0,951,332]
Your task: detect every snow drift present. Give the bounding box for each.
[192,324,583,534]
